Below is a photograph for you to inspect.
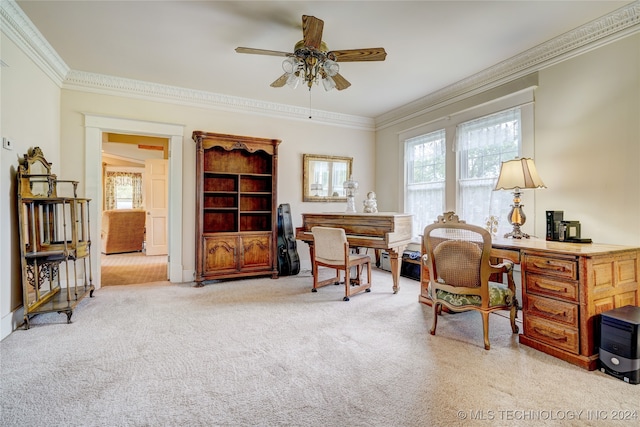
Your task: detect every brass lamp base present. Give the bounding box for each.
[504,224,530,239]
[504,189,530,239]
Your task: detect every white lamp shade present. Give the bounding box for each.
[494,157,546,190]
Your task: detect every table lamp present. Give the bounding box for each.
[343,176,359,213]
[494,157,546,239]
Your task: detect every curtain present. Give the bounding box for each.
[456,108,520,234]
[104,171,143,210]
[405,129,446,235]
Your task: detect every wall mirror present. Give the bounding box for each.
[303,154,353,202]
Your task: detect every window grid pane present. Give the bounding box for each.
[457,108,521,232]
[405,130,446,235]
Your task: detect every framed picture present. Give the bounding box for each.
[303,154,352,202]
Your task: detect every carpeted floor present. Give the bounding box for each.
[101,252,167,286]
[1,269,638,426]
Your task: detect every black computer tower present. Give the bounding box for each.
[598,305,640,384]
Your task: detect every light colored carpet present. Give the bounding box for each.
[101,252,167,286]
[1,269,637,427]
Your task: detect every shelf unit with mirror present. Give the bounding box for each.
[17,147,94,328]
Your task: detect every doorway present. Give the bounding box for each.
[101,134,169,285]
[84,114,185,288]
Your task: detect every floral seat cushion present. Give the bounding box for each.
[428,282,515,308]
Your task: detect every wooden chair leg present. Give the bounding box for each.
[430,303,439,335]
[510,304,519,334]
[312,262,318,292]
[343,265,351,301]
[481,312,490,350]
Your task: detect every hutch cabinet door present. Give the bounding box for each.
[203,236,239,274]
[240,234,272,270]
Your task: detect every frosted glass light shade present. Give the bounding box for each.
[286,72,300,89]
[322,75,336,91]
[282,57,298,74]
[323,60,339,77]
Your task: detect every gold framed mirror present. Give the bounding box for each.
[303,154,353,202]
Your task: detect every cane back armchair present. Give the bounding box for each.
[423,212,519,349]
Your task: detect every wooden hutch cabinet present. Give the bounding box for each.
[192,131,280,285]
[17,147,94,328]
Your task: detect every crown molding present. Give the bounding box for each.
[1,0,373,130]
[0,0,69,85]
[63,70,375,130]
[3,0,638,132]
[375,1,640,130]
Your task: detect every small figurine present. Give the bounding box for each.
[344,176,359,213]
[363,191,378,213]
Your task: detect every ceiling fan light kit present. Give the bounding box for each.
[236,15,386,93]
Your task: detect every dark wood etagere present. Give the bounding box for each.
[192,131,280,285]
[17,147,94,328]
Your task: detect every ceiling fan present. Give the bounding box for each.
[235,15,387,92]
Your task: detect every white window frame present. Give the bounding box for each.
[404,130,446,236]
[456,108,521,235]
[400,88,535,238]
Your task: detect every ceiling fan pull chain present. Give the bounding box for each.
[309,89,312,119]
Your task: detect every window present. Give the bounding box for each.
[105,171,143,210]
[457,108,520,232]
[403,105,526,238]
[405,130,446,235]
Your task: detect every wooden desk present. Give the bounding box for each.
[419,237,640,370]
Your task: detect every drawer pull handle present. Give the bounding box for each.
[535,282,567,293]
[533,327,568,342]
[533,261,567,272]
[533,303,567,317]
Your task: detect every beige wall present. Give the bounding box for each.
[534,34,640,245]
[1,34,62,336]
[59,90,376,285]
[3,27,639,340]
[376,33,640,246]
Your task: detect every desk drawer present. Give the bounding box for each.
[524,315,579,354]
[524,255,577,280]
[525,274,578,302]
[525,294,578,327]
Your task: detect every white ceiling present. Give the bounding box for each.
[16,1,633,119]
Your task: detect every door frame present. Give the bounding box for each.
[84,114,185,286]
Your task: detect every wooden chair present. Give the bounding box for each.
[311,226,372,301]
[423,212,519,349]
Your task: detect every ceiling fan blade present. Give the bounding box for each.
[270,73,289,88]
[330,48,387,62]
[302,15,324,49]
[332,73,351,91]
[235,47,292,57]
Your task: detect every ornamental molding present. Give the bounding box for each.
[0,0,69,84]
[62,70,375,130]
[376,1,640,129]
[2,0,638,130]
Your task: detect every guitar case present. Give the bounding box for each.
[277,203,300,276]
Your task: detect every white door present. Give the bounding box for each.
[144,159,168,256]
